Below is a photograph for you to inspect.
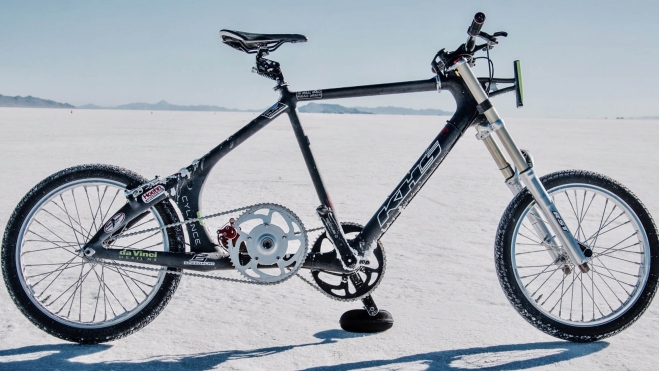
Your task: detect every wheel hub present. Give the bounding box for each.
[246,224,288,265]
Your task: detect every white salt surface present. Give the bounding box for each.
[0,108,658,370]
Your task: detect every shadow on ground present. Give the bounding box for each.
[0,330,608,371]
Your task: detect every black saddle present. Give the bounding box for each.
[220,30,308,54]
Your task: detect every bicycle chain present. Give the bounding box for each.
[98,202,341,294]
[108,204,256,242]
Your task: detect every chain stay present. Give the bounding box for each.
[89,257,353,301]
[98,202,335,295]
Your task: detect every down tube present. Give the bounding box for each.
[357,121,465,250]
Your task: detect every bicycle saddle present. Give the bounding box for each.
[220,30,308,54]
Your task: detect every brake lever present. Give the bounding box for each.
[478,31,498,43]
[477,31,507,50]
[474,43,489,52]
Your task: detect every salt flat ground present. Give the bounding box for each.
[0,108,658,370]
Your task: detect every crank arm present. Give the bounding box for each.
[316,205,359,269]
[82,247,234,271]
[301,251,353,274]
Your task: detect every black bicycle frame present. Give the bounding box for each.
[84,71,481,271]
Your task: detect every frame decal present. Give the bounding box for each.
[103,212,126,233]
[296,90,322,100]
[377,140,442,227]
[261,102,288,118]
[142,185,165,203]
[184,253,215,266]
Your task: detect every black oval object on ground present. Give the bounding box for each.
[339,309,394,333]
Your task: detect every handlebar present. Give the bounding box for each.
[431,12,507,74]
[466,12,486,52]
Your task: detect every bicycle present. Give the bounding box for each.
[3,12,657,344]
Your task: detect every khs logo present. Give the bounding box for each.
[377,141,441,227]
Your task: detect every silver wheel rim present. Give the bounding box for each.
[17,178,170,329]
[511,183,650,326]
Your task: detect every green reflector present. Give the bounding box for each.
[514,60,524,108]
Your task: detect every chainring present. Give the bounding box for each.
[311,223,386,301]
[228,203,308,284]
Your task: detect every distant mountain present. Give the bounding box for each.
[77,104,105,109]
[355,106,452,116]
[81,100,256,112]
[298,103,371,114]
[1,93,452,116]
[0,94,74,109]
[299,103,452,116]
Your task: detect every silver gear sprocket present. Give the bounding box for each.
[228,203,308,283]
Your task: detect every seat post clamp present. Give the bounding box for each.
[253,49,287,87]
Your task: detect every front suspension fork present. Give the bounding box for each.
[455,59,590,272]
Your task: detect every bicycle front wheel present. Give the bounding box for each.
[495,170,659,342]
[2,164,184,343]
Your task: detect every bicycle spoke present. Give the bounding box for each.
[518,232,542,244]
[26,262,84,280]
[592,236,639,258]
[521,265,561,282]
[516,248,553,255]
[128,217,156,231]
[71,189,86,242]
[521,222,543,242]
[31,256,79,288]
[551,271,578,315]
[59,193,90,238]
[92,265,103,322]
[593,257,632,296]
[101,189,122,227]
[591,264,639,278]
[83,187,98,236]
[40,206,86,244]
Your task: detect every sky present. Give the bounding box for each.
[1,0,658,118]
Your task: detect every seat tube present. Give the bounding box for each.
[455,59,589,270]
[286,106,334,210]
[285,103,359,269]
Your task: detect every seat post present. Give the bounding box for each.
[253,49,287,88]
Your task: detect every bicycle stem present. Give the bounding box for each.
[454,59,590,272]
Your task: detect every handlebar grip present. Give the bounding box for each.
[466,12,486,52]
[468,12,486,36]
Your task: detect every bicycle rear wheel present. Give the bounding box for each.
[2,164,184,343]
[495,170,659,342]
